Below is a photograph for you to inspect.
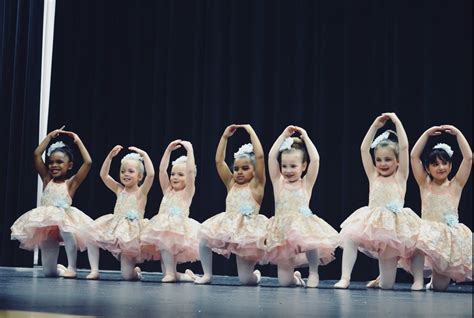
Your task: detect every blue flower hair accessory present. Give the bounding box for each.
[47,141,66,156]
[433,143,454,157]
[172,156,187,166]
[444,214,459,227]
[234,143,254,159]
[386,201,403,213]
[239,204,254,217]
[370,131,391,149]
[279,137,294,152]
[125,210,139,221]
[299,207,313,217]
[121,153,143,163]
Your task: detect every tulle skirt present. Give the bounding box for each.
[264,212,339,267]
[140,213,201,263]
[85,213,149,260]
[339,206,421,260]
[199,211,268,262]
[11,206,93,251]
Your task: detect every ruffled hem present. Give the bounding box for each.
[339,206,421,260]
[199,211,268,262]
[140,214,200,263]
[264,213,339,267]
[84,213,148,260]
[414,220,472,282]
[10,206,93,251]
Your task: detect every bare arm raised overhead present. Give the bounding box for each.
[129,146,155,196]
[361,115,389,180]
[216,125,238,190]
[443,125,473,188]
[100,145,124,194]
[34,126,66,185]
[294,126,320,193]
[159,140,182,192]
[410,126,443,186]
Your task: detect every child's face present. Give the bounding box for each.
[281,151,307,183]
[374,147,399,177]
[170,164,187,190]
[427,158,452,182]
[48,151,72,179]
[233,158,255,185]
[120,160,142,188]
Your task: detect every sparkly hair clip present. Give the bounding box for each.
[234,143,254,159]
[47,141,66,156]
[370,131,391,149]
[279,137,294,152]
[433,143,453,157]
[121,153,144,163]
[172,156,187,166]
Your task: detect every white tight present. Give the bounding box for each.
[339,238,359,281]
[120,255,139,280]
[39,237,60,277]
[306,249,320,278]
[378,256,398,289]
[432,271,451,291]
[198,240,213,278]
[236,256,258,285]
[87,244,100,272]
[60,230,77,272]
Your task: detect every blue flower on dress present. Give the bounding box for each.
[299,207,313,217]
[169,206,182,217]
[125,210,139,221]
[386,201,402,213]
[239,204,254,217]
[444,214,459,227]
[53,198,70,209]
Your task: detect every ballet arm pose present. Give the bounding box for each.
[100,145,125,193]
[268,125,297,191]
[360,114,388,179]
[180,140,197,200]
[129,146,155,195]
[241,124,265,200]
[410,126,444,186]
[443,125,473,187]
[386,113,409,182]
[294,126,320,193]
[215,124,239,190]
[34,125,66,185]
[159,139,183,192]
[61,131,92,197]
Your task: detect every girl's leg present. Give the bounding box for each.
[161,250,177,282]
[334,238,358,288]
[86,244,100,280]
[40,237,60,277]
[306,249,320,288]
[277,264,304,287]
[236,256,260,285]
[431,271,451,291]
[410,251,425,290]
[120,255,141,281]
[194,240,213,284]
[60,231,78,278]
[379,257,398,290]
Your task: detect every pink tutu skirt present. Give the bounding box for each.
[141,213,200,263]
[339,206,421,260]
[85,213,149,260]
[414,220,471,282]
[11,206,93,251]
[264,212,339,267]
[199,211,268,262]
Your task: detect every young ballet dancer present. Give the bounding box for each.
[265,125,339,287]
[334,113,421,290]
[140,140,200,282]
[409,125,472,291]
[85,145,154,280]
[11,126,93,278]
[195,124,268,285]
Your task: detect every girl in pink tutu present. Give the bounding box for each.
[195,124,268,285]
[140,140,200,283]
[334,113,421,290]
[265,125,339,288]
[85,145,154,280]
[11,126,93,278]
[409,125,472,291]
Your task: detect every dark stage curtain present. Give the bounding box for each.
[2,0,472,282]
[0,0,44,266]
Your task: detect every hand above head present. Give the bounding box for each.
[283,125,298,137]
[373,114,389,129]
[223,124,239,138]
[128,146,147,156]
[167,139,183,151]
[58,130,81,144]
[382,112,400,123]
[425,126,443,136]
[108,145,123,158]
[180,140,193,151]
[47,125,66,139]
[441,125,460,136]
[292,126,308,139]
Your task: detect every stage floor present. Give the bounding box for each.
[0,267,472,317]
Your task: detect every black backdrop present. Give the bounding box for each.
[1,0,471,282]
